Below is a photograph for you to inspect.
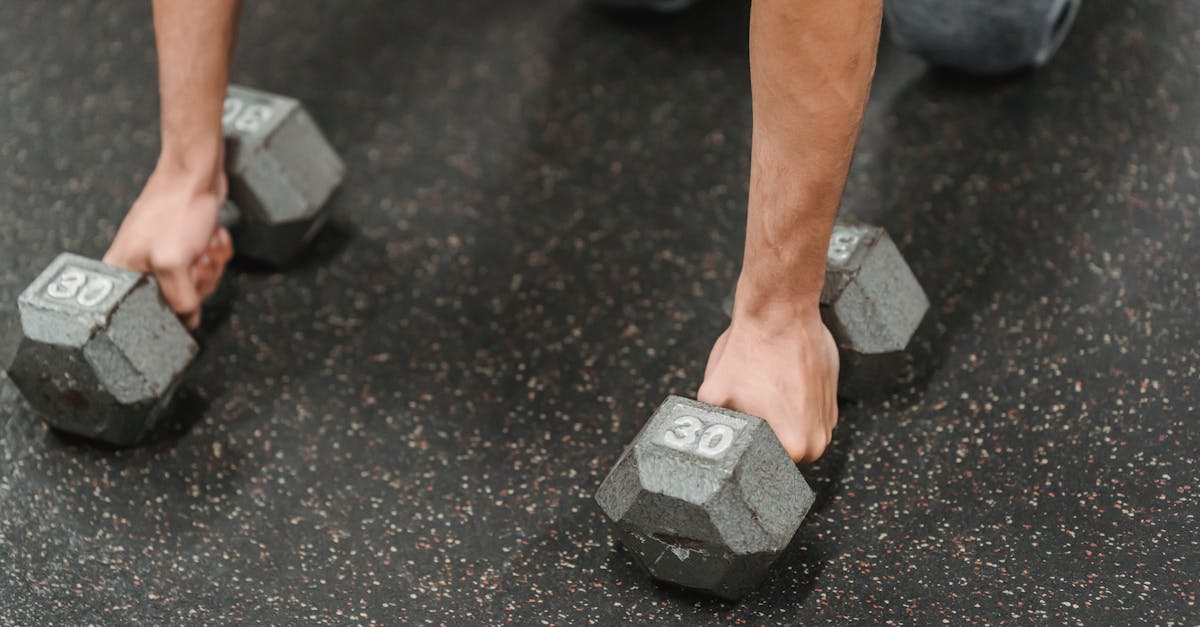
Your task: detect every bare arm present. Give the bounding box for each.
[700,0,882,462]
[738,0,882,318]
[104,1,242,328]
[152,0,242,189]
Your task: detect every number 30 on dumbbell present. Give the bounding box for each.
[1,85,344,446]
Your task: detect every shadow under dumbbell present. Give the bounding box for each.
[765,526,829,602]
[227,218,356,274]
[642,577,739,608]
[138,386,213,445]
[922,64,1046,84]
[599,543,740,609]
[868,309,945,411]
[801,397,858,520]
[198,271,240,331]
[46,386,212,450]
[600,518,829,607]
[837,309,944,407]
[586,0,746,51]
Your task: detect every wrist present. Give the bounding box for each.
[730,274,823,331]
[741,172,840,309]
[153,135,225,194]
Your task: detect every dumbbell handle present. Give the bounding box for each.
[218,201,243,231]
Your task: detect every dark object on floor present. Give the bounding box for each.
[2,253,196,445]
[596,396,813,600]
[222,84,345,265]
[884,0,1082,74]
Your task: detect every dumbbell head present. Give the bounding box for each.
[222,85,345,265]
[821,217,928,355]
[884,0,1082,74]
[3,254,196,445]
[596,396,813,600]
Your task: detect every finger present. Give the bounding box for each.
[790,443,814,465]
[102,235,140,273]
[194,253,217,292]
[776,429,809,464]
[200,229,233,297]
[212,227,234,264]
[194,254,226,302]
[150,254,202,322]
[193,252,214,284]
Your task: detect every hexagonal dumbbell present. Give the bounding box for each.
[1,254,196,445]
[821,217,927,352]
[884,0,1082,75]
[222,84,345,265]
[1,86,344,445]
[596,396,813,600]
[724,216,929,398]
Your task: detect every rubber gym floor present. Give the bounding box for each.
[1,1,1197,624]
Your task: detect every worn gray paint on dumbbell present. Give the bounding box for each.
[821,216,928,355]
[4,254,196,445]
[884,0,1082,74]
[223,84,345,265]
[596,396,812,599]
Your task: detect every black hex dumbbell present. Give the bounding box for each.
[601,219,929,598]
[596,396,813,600]
[221,84,344,265]
[884,0,1082,75]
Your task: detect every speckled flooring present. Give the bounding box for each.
[1,0,1197,624]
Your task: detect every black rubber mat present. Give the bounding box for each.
[1,0,1196,623]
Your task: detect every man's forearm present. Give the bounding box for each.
[737,0,882,317]
[152,0,242,180]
